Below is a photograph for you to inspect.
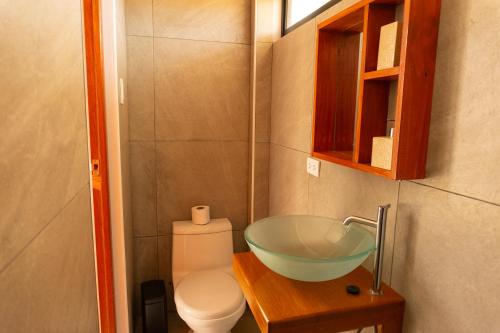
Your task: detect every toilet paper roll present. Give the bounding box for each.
[191,205,210,225]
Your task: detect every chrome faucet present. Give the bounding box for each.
[343,205,390,295]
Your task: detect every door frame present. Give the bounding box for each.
[82,0,116,332]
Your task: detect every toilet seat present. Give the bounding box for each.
[175,270,244,320]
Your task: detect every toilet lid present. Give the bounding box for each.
[175,271,243,320]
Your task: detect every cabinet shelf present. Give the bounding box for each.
[312,151,392,178]
[363,67,399,81]
[312,0,441,180]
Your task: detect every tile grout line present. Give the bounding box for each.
[151,0,160,281]
[265,44,274,218]
[134,228,248,238]
[388,181,402,287]
[270,141,310,155]
[130,139,250,143]
[0,184,90,276]
[126,33,251,46]
[407,180,500,207]
[268,141,500,209]
[133,235,158,239]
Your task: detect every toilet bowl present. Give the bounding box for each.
[175,270,245,333]
[172,218,245,333]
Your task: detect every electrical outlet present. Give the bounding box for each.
[306,157,320,177]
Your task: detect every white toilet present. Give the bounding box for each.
[172,218,245,333]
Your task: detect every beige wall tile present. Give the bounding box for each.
[153,0,250,43]
[130,141,157,237]
[315,0,360,25]
[233,230,249,253]
[154,38,250,141]
[270,20,315,153]
[0,0,89,272]
[127,36,155,141]
[255,42,273,143]
[158,234,172,283]
[269,144,309,215]
[157,234,175,311]
[255,0,281,43]
[414,0,500,204]
[308,161,400,283]
[128,1,252,319]
[133,236,158,315]
[156,141,248,234]
[392,181,500,332]
[126,0,153,36]
[166,281,176,312]
[254,143,270,221]
[234,310,261,332]
[0,188,98,332]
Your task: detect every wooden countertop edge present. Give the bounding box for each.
[233,256,270,333]
[233,252,405,333]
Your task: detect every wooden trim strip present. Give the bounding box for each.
[82,0,116,332]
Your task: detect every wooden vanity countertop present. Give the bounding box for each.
[233,252,405,333]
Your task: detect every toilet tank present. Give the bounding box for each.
[172,218,234,288]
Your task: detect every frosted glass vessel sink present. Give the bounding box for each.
[244,215,375,282]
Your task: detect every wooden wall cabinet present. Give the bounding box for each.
[312,0,441,179]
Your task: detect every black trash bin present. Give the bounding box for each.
[141,280,168,333]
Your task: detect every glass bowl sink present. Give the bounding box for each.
[244,215,375,282]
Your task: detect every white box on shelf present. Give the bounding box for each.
[377,21,402,70]
[371,136,393,170]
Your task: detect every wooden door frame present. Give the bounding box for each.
[83,0,116,332]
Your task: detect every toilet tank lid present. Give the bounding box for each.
[172,218,232,235]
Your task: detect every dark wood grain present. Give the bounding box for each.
[355,80,391,163]
[362,4,396,72]
[392,0,442,179]
[312,0,441,180]
[363,66,400,80]
[313,9,361,154]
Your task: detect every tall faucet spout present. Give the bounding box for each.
[342,216,377,228]
[342,205,391,296]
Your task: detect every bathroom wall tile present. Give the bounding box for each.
[157,235,176,310]
[269,144,309,216]
[270,20,315,153]
[134,237,158,315]
[0,0,38,112]
[165,282,176,312]
[255,42,273,143]
[157,234,172,283]
[0,188,99,332]
[156,141,248,234]
[130,141,157,237]
[0,0,89,272]
[233,230,249,253]
[255,0,281,43]
[167,313,190,331]
[126,0,153,36]
[127,36,154,141]
[392,181,500,332]
[315,0,360,25]
[153,0,251,44]
[254,143,270,221]
[154,38,250,141]
[307,162,400,283]
[233,310,261,332]
[413,0,500,205]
